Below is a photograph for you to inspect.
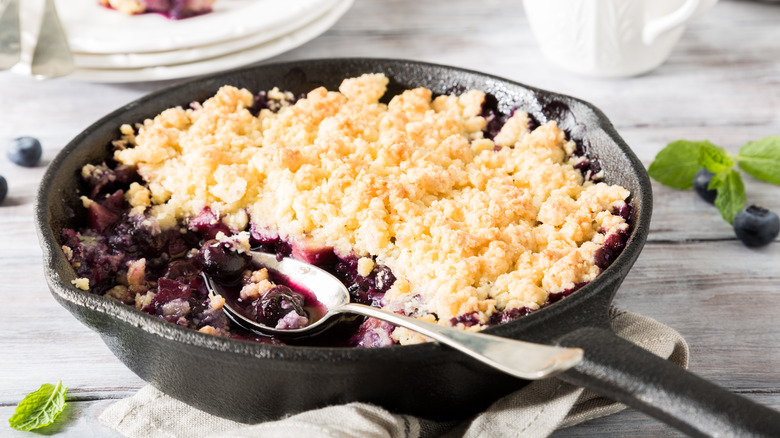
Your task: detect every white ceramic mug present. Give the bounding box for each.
[522,0,718,78]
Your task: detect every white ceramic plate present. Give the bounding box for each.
[73,0,340,68]
[68,0,353,83]
[57,0,334,54]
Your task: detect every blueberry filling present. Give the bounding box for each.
[593,203,633,270]
[480,94,505,140]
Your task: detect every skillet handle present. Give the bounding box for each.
[556,327,780,437]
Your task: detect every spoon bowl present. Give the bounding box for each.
[206,250,585,380]
[206,250,353,338]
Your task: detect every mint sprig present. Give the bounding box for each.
[649,136,780,224]
[647,140,709,190]
[8,381,68,431]
[710,169,746,224]
[738,135,780,185]
[699,142,734,174]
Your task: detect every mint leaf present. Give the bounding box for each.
[699,142,734,174]
[710,169,747,224]
[737,135,780,185]
[648,140,715,189]
[8,381,67,431]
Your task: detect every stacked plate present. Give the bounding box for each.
[21,0,353,82]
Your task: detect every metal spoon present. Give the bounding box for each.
[30,0,74,79]
[206,250,584,380]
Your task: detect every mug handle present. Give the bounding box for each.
[642,0,701,45]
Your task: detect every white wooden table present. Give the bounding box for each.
[1,0,779,436]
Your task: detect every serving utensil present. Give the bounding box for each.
[0,0,21,70]
[30,0,74,79]
[206,250,584,380]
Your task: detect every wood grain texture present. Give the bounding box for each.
[1,0,779,436]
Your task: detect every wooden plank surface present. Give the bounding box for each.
[1,0,780,436]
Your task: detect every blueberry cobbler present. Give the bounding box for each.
[61,73,632,347]
[98,0,215,19]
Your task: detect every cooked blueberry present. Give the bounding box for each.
[613,202,632,221]
[145,253,171,273]
[250,286,306,326]
[347,282,369,305]
[197,239,250,281]
[480,94,503,140]
[7,136,42,167]
[594,246,615,269]
[733,205,779,247]
[100,189,125,211]
[450,311,481,327]
[152,278,192,309]
[249,234,292,260]
[573,159,590,171]
[87,201,119,233]
[497,307,533,324]
[372,265,396,293]
[587,158,602,178]
[693,168,717,204]
[164,259,201,283]
[334,257,360,283]
[349,318,394,348]
[604,231,628,253]
[189,207,231,240]
[0,175,7,204]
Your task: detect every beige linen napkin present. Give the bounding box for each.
[99,308,689,438]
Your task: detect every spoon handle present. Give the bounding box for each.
[342,302,583,380]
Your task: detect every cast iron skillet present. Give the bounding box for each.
[36,59,780,436]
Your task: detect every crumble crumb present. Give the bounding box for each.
[61,245,73,261]
[105,285,134,304]
[209,294,225,310]
[198,325,218,335]
[135,291,155,310]
[240,279,274,301]
[357,257,375,277]
[126,182,152,208]
[80,196,94,209]
[71,277,90,290]
[216,231,251,254]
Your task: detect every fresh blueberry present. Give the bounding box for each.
[733,205,780,247]
[0,175,7,203]
[7,137,42,167]
[693,168,717,204]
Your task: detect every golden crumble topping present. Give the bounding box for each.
[113,73,630,344]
